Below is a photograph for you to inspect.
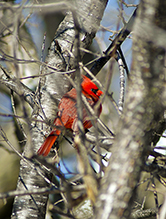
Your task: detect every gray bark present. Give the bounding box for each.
[11,0,108,218]
[94,1,166,219]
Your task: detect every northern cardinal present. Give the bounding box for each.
[37,75,103,156]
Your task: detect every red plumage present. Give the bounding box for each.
[37,75,103,156]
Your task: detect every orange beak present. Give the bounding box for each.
[97,89,103,97]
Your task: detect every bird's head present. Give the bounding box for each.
[81,75,103,101]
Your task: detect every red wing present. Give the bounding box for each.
[57,89,77,129]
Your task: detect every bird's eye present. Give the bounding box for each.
[91,88,98,94]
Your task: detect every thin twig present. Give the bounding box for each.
[0,125,24,159]
[120,0,138,8]
[11,91,27,139]
[116,51,125,113]
[107,92,121,115]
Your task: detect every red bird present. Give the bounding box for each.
[37,75,103,156]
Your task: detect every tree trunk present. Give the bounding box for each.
[11,1,108,218]
[94,1,166,218]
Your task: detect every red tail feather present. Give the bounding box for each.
[37,130,60,156]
